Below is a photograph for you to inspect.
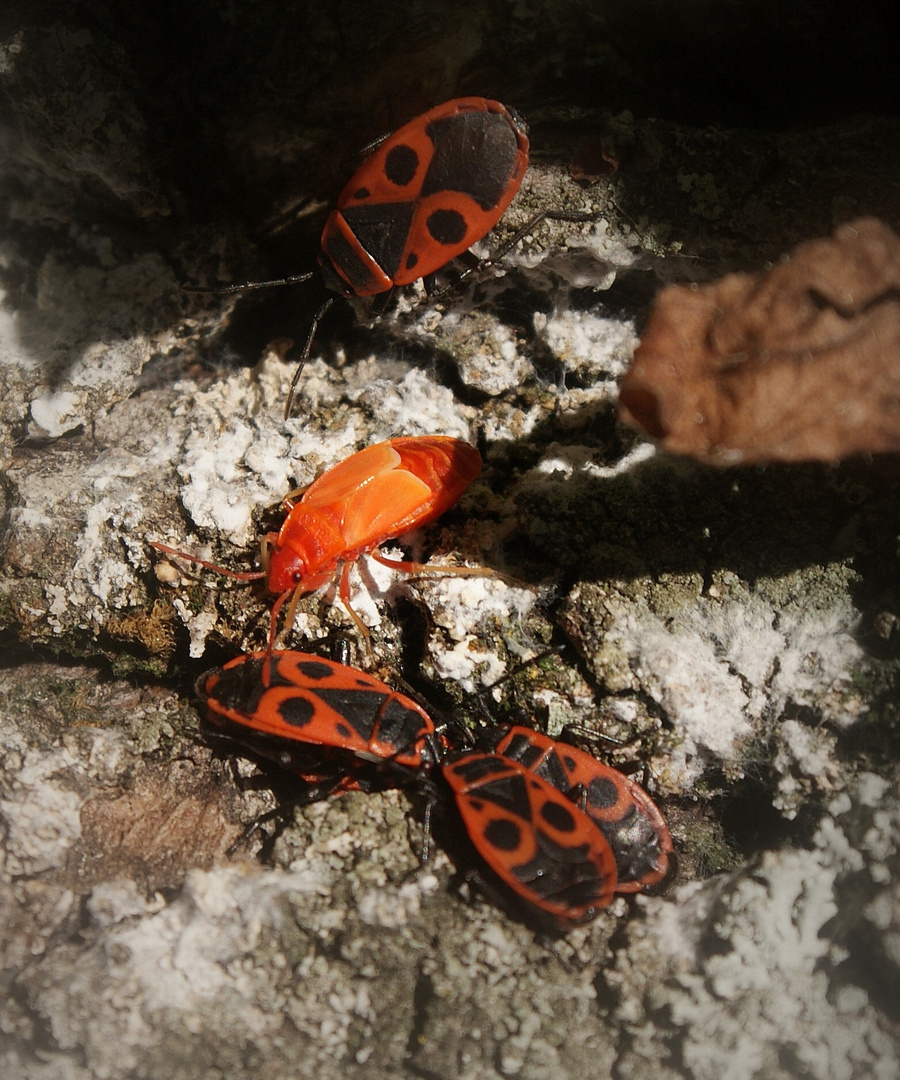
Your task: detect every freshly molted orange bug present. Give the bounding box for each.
[152,436,484,652]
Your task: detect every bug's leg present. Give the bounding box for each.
[480,208,605,272]
[371,549,535,592]
[370,287,394,316]
[419,797,434,863]
[225,775,351,857]
[259,534,273,573]
[226,804,289,858]
[369,550,495,580]
[422,250,477,297]
[281,582,308,639]
[432,207,607,298]
[149,542,266,583]
[263,588,295,684]
[281,487,307,508]
[338,562,375,660]
[284,296,337,421]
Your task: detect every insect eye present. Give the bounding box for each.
[292,571,303,583]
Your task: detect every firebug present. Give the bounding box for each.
[151,436,486,657]
[209,97,531,416]
[439,751,619,929]
[318,96,529,298]
[200,649,443,796]
[493,726,673,892]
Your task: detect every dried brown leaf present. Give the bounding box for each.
[618,218,900,464]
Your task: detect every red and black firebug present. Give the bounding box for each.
[199,649,443,796]
[493,726,674,892]
[204,97,534,416]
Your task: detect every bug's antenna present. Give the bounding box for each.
[183,272,316,296]
[284,296,336,420]
[182,272,334,420]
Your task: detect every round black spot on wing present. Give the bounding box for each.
[484,816,521,852]
[294,660,336,682]
[352,187,371,200]
[426,208,467,246]
[422,110,520,209]
[539,797,577,834]
[384,144,419,187]
[586,776,621,811]
[405,252,418,271]
[276,695,317,729]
